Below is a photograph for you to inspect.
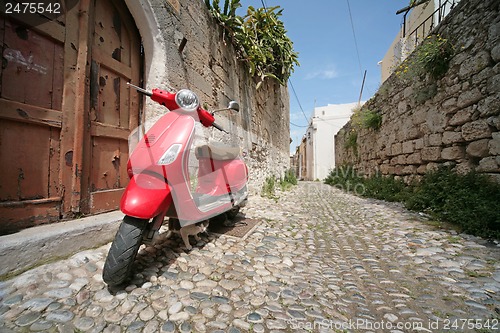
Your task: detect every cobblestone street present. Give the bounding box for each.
[1,182,499,332]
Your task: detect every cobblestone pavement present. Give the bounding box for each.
[1,182,499,333]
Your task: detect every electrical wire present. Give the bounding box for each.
[288,79,310,123]
[346,0,363,78]
[259,0,309,130]
[290,121,309,128]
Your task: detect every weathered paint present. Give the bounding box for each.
[0,0,141,234]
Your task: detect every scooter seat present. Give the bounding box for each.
[195,144,241,160]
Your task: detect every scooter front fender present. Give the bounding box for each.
[120,173,172,219]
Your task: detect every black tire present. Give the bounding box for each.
[226,206,240,220]
[103,216,147,286]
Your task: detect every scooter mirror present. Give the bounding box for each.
[228,101,240,112]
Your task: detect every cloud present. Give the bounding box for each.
[305,66,339,80]
[290,112,305,121]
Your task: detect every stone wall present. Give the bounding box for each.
[335,0,500,182]
[126,0,290,193]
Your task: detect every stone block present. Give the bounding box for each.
[397,154,407,165]
[442,131,464,145]
[398,101,408,114]
[489,132,500,155]
[379,164,390,174]
[405,127,420,140]
[441,146,465,160]
[427,133,443,146]
[459,51,491,79]
[414,138,424,150]
[391,143,402,156]
[402,141,414,154]
[492,44,500,63]
[457,87,483,109]
[448,108,473,126]
[412,109,427,125]
[477,156,499,172]
[417,164,427,174]
[406,152,422,165]
[426,109,448,133]
[426,162,440,172]
[486,75,500,93]
[385,145,392,157]
[461,120,492,141]
[489,21,500,43]
[466,139,490,157]
[487,116,500,131]
[402,165,417,175]
[456,161,474,174]
[478,94,500,117]
[421,147,442,161]
[442,97,457,113]
[394,165,404,175]
[403,86,413,99]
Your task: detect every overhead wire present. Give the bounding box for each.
[290,121,309,128]
[346,0,363,78]
[259,0,310,128]
[288,79,310,124]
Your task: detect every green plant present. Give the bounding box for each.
[361,110,382,130]
[205,0,242,36]
[345,130,358,154]
[325,166,500,239]
[414,82,437,104]
[352,106,382,130]
[324,165,362,188]
[395,34,454,82]
[362,173,406,202]
[404,167,500,238]
[205,1,299,88]
[261,176,278,200]
[282,168,297,185]
[416,34,454,79]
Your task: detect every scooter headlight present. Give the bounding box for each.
[158,144,182,165]
[175,89,199,112]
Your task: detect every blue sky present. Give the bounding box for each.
[239,1,407,149]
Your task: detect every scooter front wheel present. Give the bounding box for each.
[103,216,147,286]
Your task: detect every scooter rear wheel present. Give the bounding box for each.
[103,216,147,286]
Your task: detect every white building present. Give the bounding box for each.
[379,0,460,83]
[302,102,361,181]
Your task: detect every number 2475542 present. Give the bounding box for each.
[5,2,61,15]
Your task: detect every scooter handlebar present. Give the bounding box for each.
[212,122,228,134]
[127,82,152,96]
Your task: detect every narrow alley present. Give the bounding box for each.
[1,182,499,332]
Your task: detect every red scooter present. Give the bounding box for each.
[102,84,248,286]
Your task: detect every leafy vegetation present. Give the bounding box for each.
[205,0,299,88]
[324,165,362,188]
[345,130,358,154]
[352,106,382,130]
[396,34,454,81]
[280,168,298,191]
[325,166,500,239]
[416,34,454,79]
[261,175,277,199]
[261,169,298,199]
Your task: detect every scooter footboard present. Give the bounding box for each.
[121,173,172,219]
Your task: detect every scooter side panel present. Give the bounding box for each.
[120,173,172,219]
[196,158,248,196]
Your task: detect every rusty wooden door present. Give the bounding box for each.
[84,0,141,214]
[0,0,141,234]
[0,14,65,232]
